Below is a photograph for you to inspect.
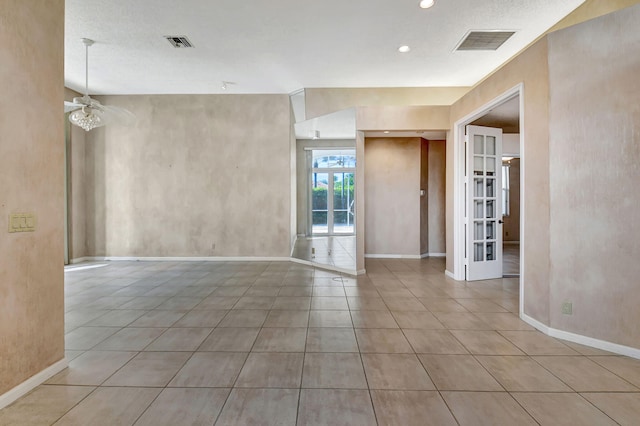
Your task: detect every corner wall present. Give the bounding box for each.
[0,0,65,395]
[85,94,293,258]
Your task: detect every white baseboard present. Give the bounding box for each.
[65,263,109,272]
[0,358,68,410]
[356,269,366,275]
[521,313,640,360]
[83,256,292,262]
[70,257,90,264]
[444,269,456,279]
[429,253,446,257]
[364,254,422,259]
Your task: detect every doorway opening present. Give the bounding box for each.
[452,83,524,306]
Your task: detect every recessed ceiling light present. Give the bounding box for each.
[419,0,435,9]
[383,131,390,134]
[398,45,411,53]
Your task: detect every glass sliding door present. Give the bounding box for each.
[310,149,356,235]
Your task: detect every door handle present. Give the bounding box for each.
[498,220,504,224]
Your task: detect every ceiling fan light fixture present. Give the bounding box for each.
[398,45,411,53]
[69,106,102,131]
[419,0,435,9]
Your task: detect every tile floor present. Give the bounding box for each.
[291,236,356,271]
[1,258,640,425]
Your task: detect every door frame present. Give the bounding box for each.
[452,83,524,310]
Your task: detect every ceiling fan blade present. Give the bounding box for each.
[100,104,137,127]
[64,101,82,113]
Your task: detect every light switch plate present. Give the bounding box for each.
[8,213,36,233]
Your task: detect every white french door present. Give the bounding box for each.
[466,125,503,280]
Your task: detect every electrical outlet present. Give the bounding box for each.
[8,213,36,233]
[561,302,572,315]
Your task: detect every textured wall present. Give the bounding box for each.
[0,0,65,394]
[365,138,421,256]
[548,4,640,348]
[85,94,293,258]
[428,140,446,254]
[420,140,429,254]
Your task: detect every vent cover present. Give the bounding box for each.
[455,31,515,51]
[164,36,194,48]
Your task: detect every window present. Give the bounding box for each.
[502,164,510,216]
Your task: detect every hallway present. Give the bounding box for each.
[1,259,639,425]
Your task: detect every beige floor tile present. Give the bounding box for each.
[297,389,376,426]
[156,296,204,310]
[512,392,618,425]
[64,327,120,350]
[216,388,298,426]
[419,354,502,391]
[235,353,303,388]
[450,330,525,355]
[198,327,259,351]
[344,288,381,298]
[433,312,492,330]
[383,297,428,312]
[252,328,307,352]
[378,289,415,298]
[271,296,312,310]
[195,296,239,309]
[54,387,160,426]
[443,288,484,298]
[302,353,367,389]
[0,385,94,426]
[144,327,212,351]
[477,355,571,391]
[119,297,170,310]
[582,393,640,426]
[350,310,398,328]
[407,286,450,298]
[419,298,468,313]
[455,298,509,313]
[135,388,229,426]
[313,287,346,297]
[85,310,147,327]
[263,310,309,327]
[362,354,434,390]
[244,286,281,296]
[46,351,137,385]
[169,352,247,387]
[128,310,187,327]
[217,310,268,327]
[311,296,349,310]
[346,297,388,310]
[93,327,166,351]
[499,330,578,355]
[590,356,640,388]
[562,341,616,356]
[441,391,537,426]
[392,311,444,329]
[305,328,359,352]
[403,330,468,354]
[473,313,535,330]
[64,350,85,362]
[355,329,413,353]
[371,390,457,426]
[103,352,191,387]
[172,309,228,327]
[278,287,313,297]
[534,356,639,391]
[309,310,353,327]
[233,296,276,309]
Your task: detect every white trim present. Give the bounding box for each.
[0,358,68,410]
[445,269,456,279]
[70,256,90,264]
[520,314,640,360]
[356,269,366,275]
[85,256,293,262]
[420,253,430,259]
[429,253,446,257]
[364,254,422,259]
[64,263,109,272]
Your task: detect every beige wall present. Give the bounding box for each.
[306,87,470,120]
[84,94,293,258]
[0,0,65,395]
[428,140,446,254]
[547,5,640,348]
[365,138,421,256]
[357,106,450,132]
[448,37,552,323]
[420,140,429,254]
[295,140,356,236]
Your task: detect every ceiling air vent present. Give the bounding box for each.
[164,36,194,48]
[455,31,515,51]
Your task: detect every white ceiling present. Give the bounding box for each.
[65,0,585,95]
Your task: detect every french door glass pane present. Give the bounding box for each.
[312,172,328,234]
[333,172,354,234]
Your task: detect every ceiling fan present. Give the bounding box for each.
[64,38,135,131]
